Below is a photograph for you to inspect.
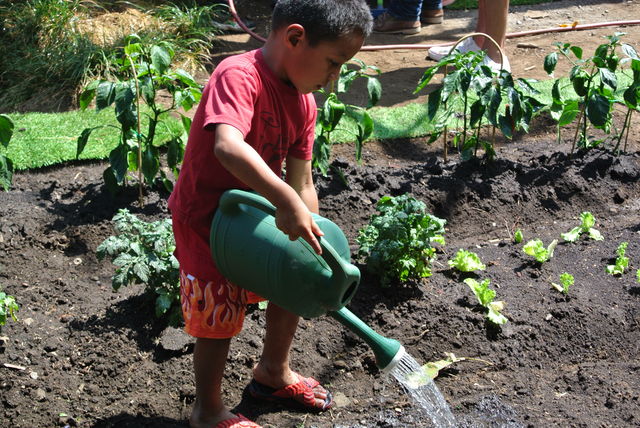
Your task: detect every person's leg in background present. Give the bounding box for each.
[475,0,509,66]
[421,0,444,24]
[373,0,423,34]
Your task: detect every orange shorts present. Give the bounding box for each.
[180,270,264,339]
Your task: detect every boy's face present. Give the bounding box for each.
[283,28,365,94]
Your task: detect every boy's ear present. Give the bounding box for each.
[284,24,305,49]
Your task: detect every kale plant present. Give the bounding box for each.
[561,211,603,242]
[357,194,446,287]
[97,209,180,325]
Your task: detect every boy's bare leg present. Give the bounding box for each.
[190,337,236,428]
[476,0,509,62]
[253,302,329,406]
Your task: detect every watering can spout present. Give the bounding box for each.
[329,307,404,373]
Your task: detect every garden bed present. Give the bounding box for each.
[2,1,640,427]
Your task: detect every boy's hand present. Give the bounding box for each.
[275,199,324,255]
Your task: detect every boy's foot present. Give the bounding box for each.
[421,8,444,24]
[248,372,333,412]
[428,37,481,61]
[373,12,421,34]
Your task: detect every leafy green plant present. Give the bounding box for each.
[463,278,507,325]
[636,268,640,283]
[405,352,492,386]
[97,209,180,325]
[544,33,635,152]
[523,238,558,263]
[357,194,446,287]
[606,241,629,276]
[561,211,603,242]
[618,43,639,152]
[416,48,543,162]
[551,272,574,294]
[0,290,19,329]
[313,59,381,175]
[77,35,201,201]
[0,114,15,191]
[448,249,486,272]
[514,228,524,244]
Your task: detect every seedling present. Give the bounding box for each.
[606,242,629,276]
[463,278,507,325]
[551,272,574,294]
[561,211,603,242]
[0,114,14,191]
[523,239,558,263]
[514,228,524,244]
[314,59,381,175]
[636,269,640,283]
[448,249,486,272]
[0,290,19,328]
[405,352,493,387]
[357,194,446,287]
[97,209,181,325]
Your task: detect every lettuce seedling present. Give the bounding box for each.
[636,269,640,283]
[0,290,19,327]
[523,239,558,263]
[448,249,486,272]
[561,212,603,242]
[514,228,524,244]
[463,278,508,325]
[552,272,574,294]
[606,242,629,275]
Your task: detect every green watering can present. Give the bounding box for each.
[210,189,405,373]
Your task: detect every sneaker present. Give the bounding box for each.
[481,53,511,73]
[421,8,444,24]
[427,36,481,61]
[373,12,421,35]
[212,16,256,34]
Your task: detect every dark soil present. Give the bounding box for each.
[2,1,640,427]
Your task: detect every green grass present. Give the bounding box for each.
[2,108,182,170]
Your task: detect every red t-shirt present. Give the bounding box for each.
[168,48,317,279]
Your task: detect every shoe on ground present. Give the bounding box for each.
[428,36,481,61]
[481,53,511,73]
[212,16,256,34]
[421,8,444,24]
[373,12,421,35]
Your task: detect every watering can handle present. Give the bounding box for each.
[218,189,349,277]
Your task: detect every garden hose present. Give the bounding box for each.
[226,0,640,52]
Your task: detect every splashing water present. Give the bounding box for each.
[385,347,457,427]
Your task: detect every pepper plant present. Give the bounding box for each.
[97,209,181,326]
[357,194,446,287]
[313,59,381,175]
[0,114,15,191]
[544,33,636,152]
[416,49,543,162]
[77,35,202,202]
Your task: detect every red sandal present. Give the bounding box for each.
[247,372,334,412]
[214,414,262,428]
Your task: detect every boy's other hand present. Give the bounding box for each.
[275,200,324,255]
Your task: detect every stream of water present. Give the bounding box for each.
[387,350,457,427]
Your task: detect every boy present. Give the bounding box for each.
[168,1,373,427]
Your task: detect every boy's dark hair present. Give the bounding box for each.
[272,0,373,46]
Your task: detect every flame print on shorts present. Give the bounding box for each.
[180,271,248,337]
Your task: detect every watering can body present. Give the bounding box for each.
[210,189,360,318]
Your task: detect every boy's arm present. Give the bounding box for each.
[214,124,323,254]
[285,156,319,215]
